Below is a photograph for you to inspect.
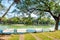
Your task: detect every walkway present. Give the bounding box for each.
[0,35,10,40]
[19,34,24,40]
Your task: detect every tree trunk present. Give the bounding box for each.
[2,2,14,18]
[0,18,2,23]
[55,19,59,30]
[0,2,14,24]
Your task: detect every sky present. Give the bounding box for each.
[0,0,54,20]
[0,0,38,18]
[0,0,13,17]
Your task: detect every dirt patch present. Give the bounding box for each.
[0,35,11,40]
[19,34,24,40]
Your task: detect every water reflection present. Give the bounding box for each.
[0,25,60,32]
[0,26,9,30]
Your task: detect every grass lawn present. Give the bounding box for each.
[8,34,19,40]
[7,30,60,40]
[24,34,36,40]
[33,31,60,40]
[33,33,53,40]
[42,31,60,39]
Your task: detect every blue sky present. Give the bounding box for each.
[1,0,55,19]
[1,0,38,19]
[0,0,38,18]
[1,0,18,18]
[0,0,54,20]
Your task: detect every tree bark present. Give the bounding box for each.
[55,19,59,30]
[49,11,59,30]
[2,2,14,18]
[0,2,14,23]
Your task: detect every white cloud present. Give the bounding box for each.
[31,13,38,18]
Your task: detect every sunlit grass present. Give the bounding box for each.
[24,34,36,40]
[8,34,19,40]
[7,30,60,40]
[42,31,60,39]
[34,33,53,40]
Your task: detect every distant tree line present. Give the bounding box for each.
[0,17,55,25]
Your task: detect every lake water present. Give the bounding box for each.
[0,25,60,30]
[0,26,9,30]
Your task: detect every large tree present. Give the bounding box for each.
[0,0,60,30]
[16,0,60,30]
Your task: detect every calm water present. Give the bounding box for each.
[0,25,60,30]
[0,26,9,30]
[0,25,60,33]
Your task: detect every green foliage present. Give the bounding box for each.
[22,17,33,25]
[7,17,20,24]
[0,17,55,25]
[1,17,8,24]
[16,0,60,17]
[38,17,55,25]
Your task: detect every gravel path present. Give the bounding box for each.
[0,35,10,40]
[19,34,24,40]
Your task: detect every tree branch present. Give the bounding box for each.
[41,1,54,16]
[29,8,58,20]
[40,1,58,20]
[2,2,14,18]
[28,8,49,12]
[41,0,50,10]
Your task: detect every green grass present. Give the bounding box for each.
[42,31,60,39]
[33,31,60,40]
[0,24,51,29]
[7,30,60,40]
[24,34,36,40]
[34,33,53,40]
[8,34,19,40]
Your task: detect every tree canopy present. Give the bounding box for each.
[15,0,60,30]
[0,0,60,30]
